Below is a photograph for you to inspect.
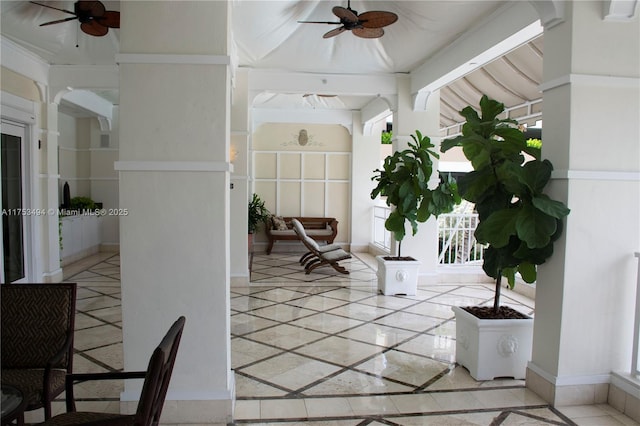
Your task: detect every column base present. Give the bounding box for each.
[609,372,640,422]
[121,375,236,425]
[526,363,609,406]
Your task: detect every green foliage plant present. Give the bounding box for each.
[69,196,96,211]
[381,130,393,144]
[248,193,271,234]
[371,130,460,259]
[441,95,570,313]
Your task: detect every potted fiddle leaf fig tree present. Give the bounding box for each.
[441,95,570,380]
[248,193,270,253]
[371,130,459,295]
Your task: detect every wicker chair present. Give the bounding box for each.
[1,283,77,420]
[38,316,186,426]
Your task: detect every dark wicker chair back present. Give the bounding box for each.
[135,316,185,425]
[44,316,186,426]
[1,283,77,419]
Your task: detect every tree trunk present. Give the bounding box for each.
[493,272,502,313]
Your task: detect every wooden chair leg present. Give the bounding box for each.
[299,252,313,265]
[330,263,349,274]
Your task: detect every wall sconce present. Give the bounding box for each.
[230,145,238,163]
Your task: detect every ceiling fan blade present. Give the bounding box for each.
[39,16,79,26]
[298,20,342,25]
[76,1,106,17]
[358,11,398,28]
[332,6,357,22]
[323,26,346,38]
[352,27,384,38]
[29,2,76,15]
[95,10,120,28]
[80,20,108,36]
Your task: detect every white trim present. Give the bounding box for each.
[539,73,639,92]
[59,177,119,182]
[41,268,64,280]
[0,37,50,86]
[1,91,37,124]
[551,170,640,181]
[58,146,119,153]
[38,129,61,137]
[611,372,640,399]
[116,53,230,66]
[527,362,611,386]
[114,161,233,173]
[603,0,639,21]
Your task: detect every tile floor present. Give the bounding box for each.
[30,251,638,425]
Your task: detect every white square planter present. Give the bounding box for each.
[452,305,533,381]
[376,256,421,296]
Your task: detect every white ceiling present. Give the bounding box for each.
[0,1,544,128]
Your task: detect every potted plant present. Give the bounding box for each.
[441,95,570,380]
[248,193,271,253]
[371,130,459,295]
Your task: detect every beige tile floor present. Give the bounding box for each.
[24,251,638,425]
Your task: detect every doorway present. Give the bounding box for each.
[1,120,30,283]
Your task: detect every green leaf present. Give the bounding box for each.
[459,105,482,126]
[457,168,496,203]
[518,262,537,283]
[502,267,517,288]
[519,159,553,194]
[493,126,526,147]
[463,139,492,169]
[385,211,406,241]
[532,194,571,219]
[479,95,505,122]
[513,241,554,264]
[417,192,432,222]
[482,246,501,279]
[515,204,557,248]
[441,135,463,153]
[475,208,519,247]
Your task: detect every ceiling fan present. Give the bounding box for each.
[298,0,397,39]
[30,1,120,37]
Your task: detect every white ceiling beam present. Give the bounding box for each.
[253,108,353,134]
[248,69,396,97]
[60,90,114,128]
[1,37,49,87]
[410,1,542,111]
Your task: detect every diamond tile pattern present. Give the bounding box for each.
[23,252,636,426]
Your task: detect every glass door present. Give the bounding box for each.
[1,120,28,283]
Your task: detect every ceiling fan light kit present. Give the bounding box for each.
[298,0,397,39]
[30,1,120,37]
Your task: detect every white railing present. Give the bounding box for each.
[632,252,640,377]
[371,206,484,266]
[373,205,392,251]
[438,213,484,265]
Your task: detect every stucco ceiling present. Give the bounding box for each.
[0,1,544,129]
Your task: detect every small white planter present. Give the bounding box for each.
[452,305,533,381]
[376,256,421,296]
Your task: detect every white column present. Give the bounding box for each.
[527,1,640,406]
[117,2,234,423]
[230,69,250,285]
[392,76,441,279]
[42,102,63,282]
[350,111,381,252]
